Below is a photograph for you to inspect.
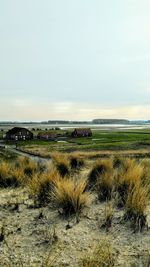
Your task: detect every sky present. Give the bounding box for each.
[1,0,150,121]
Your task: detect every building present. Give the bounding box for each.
[5,127,33,141]
[37,131,58,140]
[71,128,92,137]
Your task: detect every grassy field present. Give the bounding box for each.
[9,129,150,157]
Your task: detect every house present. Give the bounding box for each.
[71,128,92,137]
[37,131,58,140]
[5,127,33,141]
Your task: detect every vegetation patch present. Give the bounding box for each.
[52,178,90,217]
[80,240,116,267]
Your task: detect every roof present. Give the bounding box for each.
[73,128,92,134]
[6,127,31,135]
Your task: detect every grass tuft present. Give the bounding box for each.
[29,169,60,206]
[80,240,116,267]
[88,159,113,189]
[52,178,90,217]
[124,183,149,231]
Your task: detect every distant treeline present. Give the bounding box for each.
[0,119,150,125]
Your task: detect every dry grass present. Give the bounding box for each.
[51,152,70,177]
[101,202,114,231]
[15,156,38,177]
[96,172,114,201]
[0,161,10,177]
[52,177,90,217]
[88,158,113,189]
[115,158,144,207]
[28,168,60,206]
[124,183,149,231]
[0,161,25,188]
[70,156,84,170]
[80,240,116,267]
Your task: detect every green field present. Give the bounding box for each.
[8,129,150,153]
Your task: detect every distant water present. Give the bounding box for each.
[1,123,150,131]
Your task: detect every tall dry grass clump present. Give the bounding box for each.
[0,161,11,187]
[88,158,113,189]
[69,154,84,170]
[115,158,144,207]
[51,152,70,177]
[80,240,116,267]
[0,161,25,188]
[88,159,114,201]
[140,159,150,187]
[96,172,114,201]
[9,167,25,187]
[29,168,60,206]
[52,177,90,217]
[124,183,149,231]
[15,156,38,177]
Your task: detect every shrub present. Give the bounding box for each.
[80,240,116,267]
[52,178,90,217]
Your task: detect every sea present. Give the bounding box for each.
[1,123,150,131]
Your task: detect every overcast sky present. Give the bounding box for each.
[1,0,150,121]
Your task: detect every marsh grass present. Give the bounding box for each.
[52,177,90,217]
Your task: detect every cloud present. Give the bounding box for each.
[0,97,150,121]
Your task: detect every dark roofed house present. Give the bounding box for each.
[71,128,92,137]
[5,127,33,141]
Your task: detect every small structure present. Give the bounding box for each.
[5,127,33,141]
[71,128,92,137]
[37,131,58,140]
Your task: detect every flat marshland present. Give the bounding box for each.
[13,128,150,157]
